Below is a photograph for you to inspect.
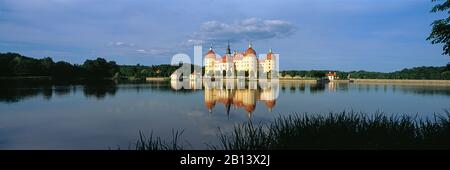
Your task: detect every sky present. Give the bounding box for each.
[0,0,449,72]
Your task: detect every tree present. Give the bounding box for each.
[427,0,450,55]
[82,58,119,78]
[52,61,80,79]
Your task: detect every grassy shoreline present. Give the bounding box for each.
[134,111,450,150]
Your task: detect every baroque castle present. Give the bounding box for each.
[203,42,277,79]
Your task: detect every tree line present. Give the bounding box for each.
[0,52,119,79]
[2,52,449,80]
[0,52,183,79]
[280,64,450,80]
[119,64,181,79]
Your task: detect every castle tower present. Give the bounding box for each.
[204,45,216,78]
[243,42,258,79]
[221,41,234,78]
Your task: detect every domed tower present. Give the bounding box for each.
[204,46,216,78]
[267,48,273,60]
[263,48,275,75]
[243,42,258,79]
[244,42,257,57]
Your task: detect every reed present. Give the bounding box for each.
[132,111,450,150]
[215,111,450,150]
[134,129,186,150]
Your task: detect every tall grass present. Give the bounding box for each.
[215,111,450,150]
[132,111,450,150]
[134,129,187,150]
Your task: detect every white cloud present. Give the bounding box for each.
[136,48,172,56]
[136,49,147,53]
[185,39,204,46]
[108,41,135,47]
[187,18,296,45]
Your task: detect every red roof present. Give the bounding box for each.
[265,100,276,109]
[244,47,256,56]
[206,49,215,55]
[221,55,228,63]
[205,101,215,109]
[266,53,273,60]
[205,49,216,58]
[244,104,256,113]
[326,72,337,76]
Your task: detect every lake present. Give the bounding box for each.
[0,79,449,149]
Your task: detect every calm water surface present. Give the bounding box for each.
[0,80,449,149]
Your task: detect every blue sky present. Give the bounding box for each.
[0,0,448,72]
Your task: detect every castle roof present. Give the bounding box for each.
[266,48,273,60]
[205,101,215,110]
[221,54,232,63]
[205,46,216,59]
[326,72,337,76]
[244,104,256,113]
[244,42,256,56]
[265,100,276,109]
[205,43,276,61]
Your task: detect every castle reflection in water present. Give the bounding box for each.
[170,79,279,118]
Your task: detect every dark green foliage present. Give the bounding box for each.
[281,70,327,78]
[0,52,119,79]
[0,53,58,77]
[428,0,450,55]
[348,65,450,80]
[119,64,181,78]
[282,65,450,80]
[82,58,119,78]
[52,61,83,79]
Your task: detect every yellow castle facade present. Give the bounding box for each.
[204,42,276,79]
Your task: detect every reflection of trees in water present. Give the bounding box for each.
[281,84,286,92]
[0,79,120,103]
[54,86,71,96]
[298,83,306,93]
[83,82,117,99]
[396,85,450,96]
[336,83,349,91]
[42,87,53,100]
[278,82,331,94]
[0,87,51,103]
[353,83,450,96]
[0,80,54,103]
[2,79,450,104]
[309,83,326,93]
[290,84,296,93]
[277,82,450,96]
[0,80,205,103]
